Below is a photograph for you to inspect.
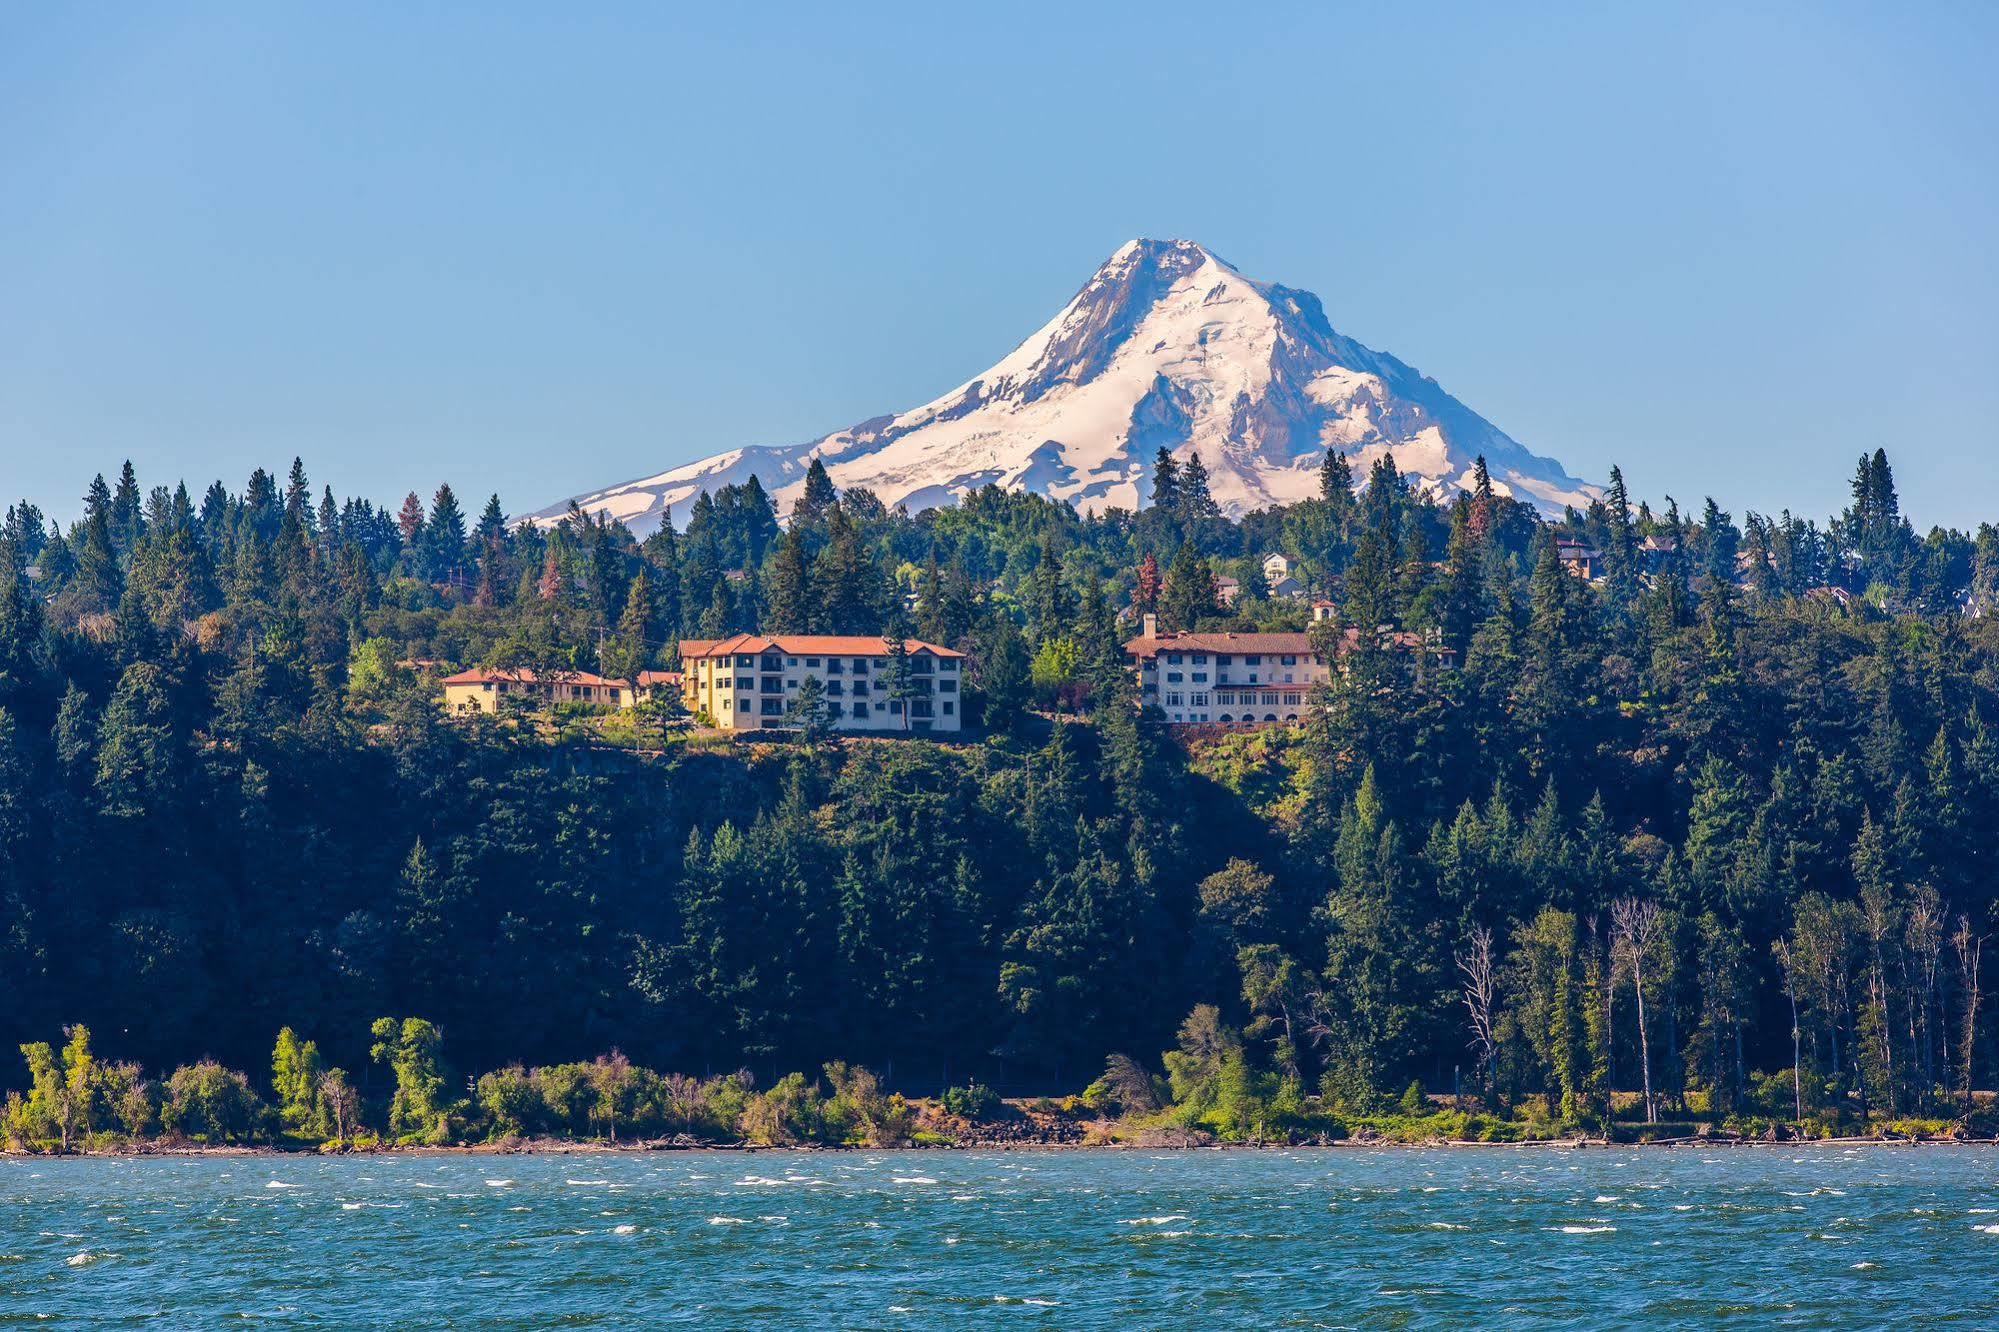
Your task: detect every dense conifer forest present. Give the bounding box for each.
[2,447,1997,1145]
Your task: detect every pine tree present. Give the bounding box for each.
[110,461,145,555]
[1467,456,1495,545]
[1159,542,1214,631]
[916,550,945,643]
[791,459,839,528]
[1180,451,1220,524]
[764,532,813,633]
[1027,541,1071,646]
[1320,447,1354,504]
[1149,448,1182,518]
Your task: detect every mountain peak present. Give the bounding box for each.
[530,243,1598,534]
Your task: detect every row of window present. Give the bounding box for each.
[731,699,958,720]
[1160,670,1309,685]
[709,675,955,695]
[1162,691,1305,708]
[728,654,959,673]
[1150,652,1311,667]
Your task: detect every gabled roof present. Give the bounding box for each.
[440,667,629,687]
[1124,627,1446,659]
[680,634,965,660]
[1124,630,1318,659]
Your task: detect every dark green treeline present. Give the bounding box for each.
[1,448,1996,1125]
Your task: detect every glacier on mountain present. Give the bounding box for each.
[529,239,1597,534]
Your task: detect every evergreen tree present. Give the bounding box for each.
[1149,448,1182,519]
[791,459,840,528]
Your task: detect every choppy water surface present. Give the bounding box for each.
[3,1146,1997,1327]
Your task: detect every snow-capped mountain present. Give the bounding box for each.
[529,239,1596,534]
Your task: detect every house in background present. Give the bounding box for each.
[441,667,628,716]
[1214,574,1241,607]
[1262,552,1298,582]
[619,669,683,709]
[1639,534,1678,574]
[1555,535,1602,582]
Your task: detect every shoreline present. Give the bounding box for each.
[8,1133,1997,1160]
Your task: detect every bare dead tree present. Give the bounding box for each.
[1457,925,1499,1108]
[1857,883,1899,1115]
[1612,897,1660,1124]
[1905,886,1945,1104]
[1773,939,1805,1124]
[1952,916,1984,1122]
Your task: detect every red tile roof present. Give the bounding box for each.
[1124,627,1442,659]
[1124,631,1319,659]
[679,634,965,660]
[440,667,630,687]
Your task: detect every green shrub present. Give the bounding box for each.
[941,1083,1000,1121]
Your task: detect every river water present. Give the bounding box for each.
[3,1146,1996,1327]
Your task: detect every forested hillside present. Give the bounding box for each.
[2,447,1996,1140]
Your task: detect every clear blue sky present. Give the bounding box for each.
[3,2,1995,529]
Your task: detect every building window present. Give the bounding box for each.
[852,701,867,717]
[1191,672,1207,683]
[1281,655,1297,665]
[738,699,751,712]
[941,659,958,672]
[1192,692,1209,707]
[1165,691,1184,707]
[939,679,956,693]
[942,701,954,715]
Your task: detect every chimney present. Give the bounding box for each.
[1142,612,1158,639]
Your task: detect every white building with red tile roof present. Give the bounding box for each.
[1123,613,1455,727]
[678,634,966,733]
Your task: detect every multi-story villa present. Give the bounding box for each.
[678,634,966,734]
[1123,611,1456,727]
